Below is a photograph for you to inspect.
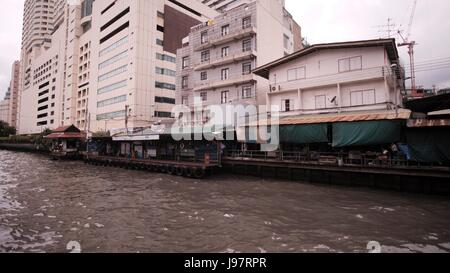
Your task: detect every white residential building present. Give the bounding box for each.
[176,0,302,121]
[253,39,405,117]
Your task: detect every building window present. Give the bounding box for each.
[156,67,176,77]
[157,25,164,33]
[221,46,229,58]
[155,96,176,104]
[243,16,251,29]
[201,50,210,62]
[282,99,292,112]
[155,81,176,90]
[221,68,229,80]
[182,96,189,106]
[221,91,229,104]
[283,34,290,49]
[201,31,208,44]
[221,25,230,36]
[339,56,362,73]
[98,65,127,82]
[243,39,252,52]
[200,92,207,102]
[156,38,164,46]
[242,85,252,99]
[287,66,306,81]
[242,62,252,75]
[315,95,326,109]
[350,89,376,106]
[156,53,176,63]
[182,56,189,69]
[200,71,207,81]
[97,95,127,108]
[182,76,189,89]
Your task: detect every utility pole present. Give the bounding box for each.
[125,105,129,135]
[398,0,418,97]
[391,64,399,118]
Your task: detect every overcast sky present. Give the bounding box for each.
[1,0,450,99]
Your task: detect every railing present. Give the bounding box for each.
[224,150,415,169]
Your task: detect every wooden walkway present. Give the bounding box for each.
[84,155,218,179]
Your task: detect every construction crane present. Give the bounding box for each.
[398,0,418,97]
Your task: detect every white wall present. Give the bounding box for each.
[266,46,400,115]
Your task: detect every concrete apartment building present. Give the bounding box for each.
[176,0,302,122]
[17,0,218,135]
[252,39,405,117]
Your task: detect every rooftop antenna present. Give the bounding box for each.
[374,18,397,38]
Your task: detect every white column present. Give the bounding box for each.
[297,88,302,114]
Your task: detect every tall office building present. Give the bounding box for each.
[17,0,218,134]
[176,0,302,118]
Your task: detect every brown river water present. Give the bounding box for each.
[1,150,450,253]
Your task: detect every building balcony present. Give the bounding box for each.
[194,50,257,71]
[194,74,256,92]
[80,15,92,28]
[194,26,257,52]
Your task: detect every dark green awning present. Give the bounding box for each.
[332,120,402,147]
[280,124,329,144]
[406,128,450,163]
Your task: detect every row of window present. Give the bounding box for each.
[200,16,252,44]
[97,95,127,108]
[98,80,127,95]
[99,35,128,57]
[156,53,176,63]
[280,89,376,112]
[97,110,126,121]
[155,96,175,104]
[155,81,176,90]
[281,56,364,83]
[199,39,253,63]
[182,62,252,89]
[155,67,176,77]
[99,50,128,70]
[181,85,253,105]
[98,65,128,82]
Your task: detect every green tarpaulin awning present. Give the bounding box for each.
[280,124,329,144]
[406,128,450,163]
[332,120,403,147]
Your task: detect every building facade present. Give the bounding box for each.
[8,61,20,128]
[17,0,218,135]
[253,39,405,117]
[0,100,10,124]
[176,0,302,123]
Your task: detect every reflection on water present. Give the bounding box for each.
[1,150,450,253]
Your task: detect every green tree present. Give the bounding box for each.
[0,121,16,137]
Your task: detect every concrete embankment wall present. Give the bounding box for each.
[222,160,450,196]
[0,143,49,154]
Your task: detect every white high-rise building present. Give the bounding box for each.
[17,0,219,135]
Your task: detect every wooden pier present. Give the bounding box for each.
[84,155,218,179]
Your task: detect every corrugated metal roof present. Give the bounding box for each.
[248,109,411,126]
